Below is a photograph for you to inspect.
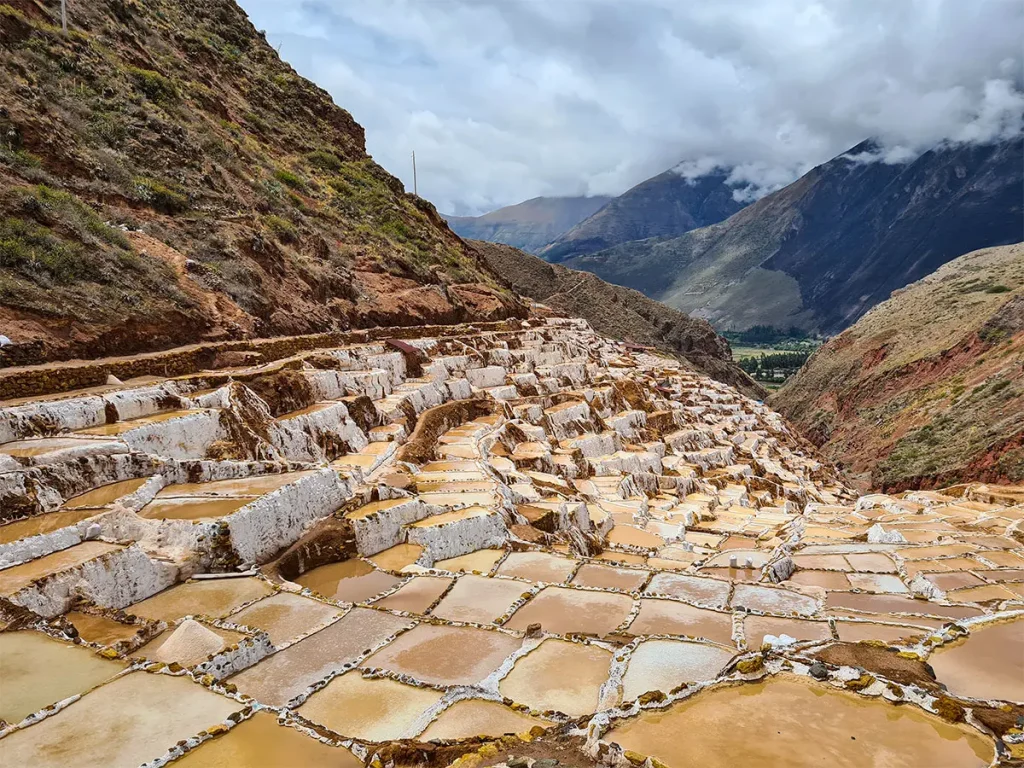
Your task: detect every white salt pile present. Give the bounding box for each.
[153,619,225,665]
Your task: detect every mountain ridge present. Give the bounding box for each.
[566,137,1024,334]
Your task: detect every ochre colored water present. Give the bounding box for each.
[370,543,426,571]
[0,672,240,768]
[298,672,443,741]
[0,631,124,724]
[373,576,453,613]
[157,471,314,498]
[786,570,852,590]
[825,592,982,619]
[296,560,401,603]
[627,599,735,647]
[419,699,547,740]
[225,592,342,646]
[228,608,414,707]
[137,496,255,521]
[62,478,148,508]
[435,549,504,573]
[172,711,362,767]
[604,676,992,768]
[607,525,664,549]
[65,612,142,646]
[572,563,649,591]
[499,639,611,717]
[346,498,408,520]
[645,573,731,608]
[0,508,100,544]
[621,640,734,700]
[833,621,927,645]
[0,541,122,595]
[505,587,633,635]
[127,577,273,622]
[0,437,114,458]
[496,551,576,583]
[77,409,205,435]
[362,624,521,686]
[929,619,1024,702]
[430,575,526,624]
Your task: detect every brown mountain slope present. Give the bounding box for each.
[469,239,764,399]
[773,242,1024,491]
[0,0,523,366]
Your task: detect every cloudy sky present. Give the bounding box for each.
[239,0,1023,215]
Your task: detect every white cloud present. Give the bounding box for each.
[238,0,1024,215]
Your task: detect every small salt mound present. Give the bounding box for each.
[153,619,225,665]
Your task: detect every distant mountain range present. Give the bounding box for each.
[443,196,610,254]
[565,137,1024,334]
[539,168,747,262]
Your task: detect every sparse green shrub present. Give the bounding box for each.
[134,177,189,214]
[985,284,1011,294]
[264,214,298,243]
[273,168,305,190]
[306,150,342,172]
[0,147,41,169]
[127,66,177,105]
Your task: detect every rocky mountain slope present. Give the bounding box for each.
[539,167,746,262]
[469,239,763,399]
[0,0,525,367]
[773,242,1024,491]
[567,138,1023,334]
[443,195,610,254]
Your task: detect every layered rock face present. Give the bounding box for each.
[0,318,1021,766]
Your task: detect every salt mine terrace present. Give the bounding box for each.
[0,317,1021,768]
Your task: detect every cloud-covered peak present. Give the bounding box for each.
[239,0,1024,215]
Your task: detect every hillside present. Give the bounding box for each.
[539,167,746,262]
[443,195,610,254]
[0,0,524,367]
[773,242,1024,491]
[566,138,1023,334]
[468,239,764,399]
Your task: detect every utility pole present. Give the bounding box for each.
[61,0,68,35]
[411,151,418,196]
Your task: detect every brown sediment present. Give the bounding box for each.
[811,642,939,689]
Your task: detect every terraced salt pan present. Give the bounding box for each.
[157,471,316,498]
[496,551,577,583]
[127,577,274,622]
[362,623,521,686]
[833,620,928,644]
[621,639,734,700]
[928,619,1024,702]
[627,599,735,647]
[645,573,731,609]
[0,437,120,458]
[298,672,443,741]
[0,540,122,595]
[369,543,426,571]
[505,586,633,635]
[62,477,148,508]
[824,592,982,620]
[572,563,649,591]
[0,631,124,724]
[372,575,453,613]
[604,676,993,768]
[172,711,363,767]
[785,570,852,590]
[77,409,206,435]
[137,496,256,521]
[0,508,101,544]
[229,607,413,707]
[499,639,612,717]
[731,584,818,617]
[296,560,401,603]
[435,548,504,573]
[742,615,832,646]
[226,592,342,646]
[419,699,547,740]
[65,611,142,646]
[430,574,526,624]
[0,672,240,768]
